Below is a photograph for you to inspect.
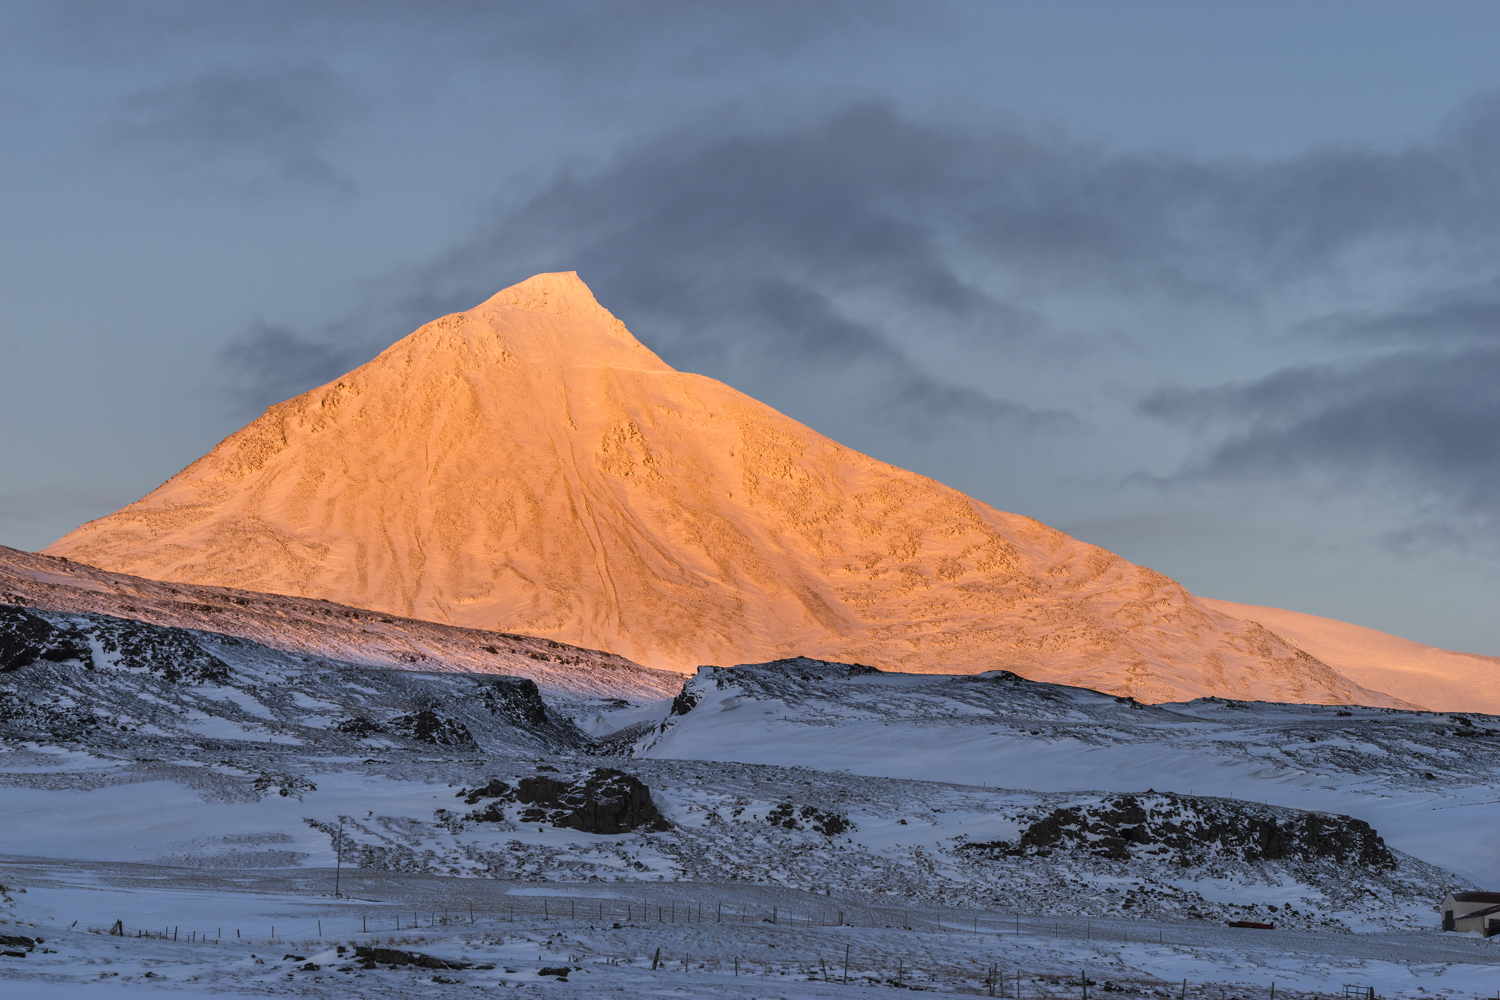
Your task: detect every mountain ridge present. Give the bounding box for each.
[1200,597,1500,715]
[0,544,678,702]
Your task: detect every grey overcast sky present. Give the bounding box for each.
[4,1,1500,654]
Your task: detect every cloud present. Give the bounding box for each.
[1140,345,1500,543]
[1304,277,1500,346]
[220,321,369,412]
[33,0,913,123]
[460,97,1500,326]
[223,96,1500,503]
[107,60,360,194]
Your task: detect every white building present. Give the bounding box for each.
[1440,891,1500,935]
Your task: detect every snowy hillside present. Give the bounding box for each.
[1203,597,1500,715]
[0,544,678,702]
[636,659,1500,887]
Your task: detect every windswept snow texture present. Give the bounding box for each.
[637,658,1500,887]
[1202,597,1500,715]
[43,272,1408,709]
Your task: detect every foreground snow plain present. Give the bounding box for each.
[3,610,1499,997]
[5,863,1500,999]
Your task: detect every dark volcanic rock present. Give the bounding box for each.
[390,708,475,747]
[518,768,669,833]
[478,677,551,727]
[965,793,1396,869]
[766,800,852,837]
[354,946,468,970]
[669,686,700,716]
[1,604,229,684]
[335,717,383,738]
[0,606,91,672]
[462,778,512,805]
[90,616,230,684]
[476,767,670,833]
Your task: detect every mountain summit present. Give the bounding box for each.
[47,272,1396,705]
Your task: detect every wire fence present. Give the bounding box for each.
[71,888,1496,999]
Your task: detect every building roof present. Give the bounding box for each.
[1450,891,1500,905]
[1456,904,1500,920]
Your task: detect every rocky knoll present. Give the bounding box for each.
[965,792,1396,868]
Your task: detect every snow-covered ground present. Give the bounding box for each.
[4,862,1499,998]
[5,613,1499,996]
[638,661,1500,887]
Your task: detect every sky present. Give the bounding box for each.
[3,1,1500,654]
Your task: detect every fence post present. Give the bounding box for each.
[844,943,850,985]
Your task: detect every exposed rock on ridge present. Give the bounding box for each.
[0,545,678,702]
[46,272,1399,705]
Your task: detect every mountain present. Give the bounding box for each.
[1201,597,1500,715]
[45,272,1397,706]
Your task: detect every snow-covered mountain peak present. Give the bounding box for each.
[36,278,1424,708]
[483,269,602,315]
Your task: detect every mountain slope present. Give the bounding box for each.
[1201,597,1500,714]
[46,272,1395,706]
[0,545,677,702]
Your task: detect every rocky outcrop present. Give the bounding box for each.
[964,792,1396,868]
[0,604,229,684]
[354,946,469,970]
[766,800,851,837]
[389,709,474,748]
[459,768,669,834]
[0,606,91,672]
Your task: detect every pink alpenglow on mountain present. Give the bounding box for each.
[47,272,1399,706]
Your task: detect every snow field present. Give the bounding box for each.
[3,862,1499,998]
